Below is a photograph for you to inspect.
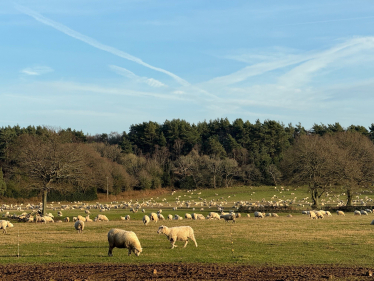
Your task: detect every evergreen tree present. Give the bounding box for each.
[0,167,6,196]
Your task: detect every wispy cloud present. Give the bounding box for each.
[109,65,167,88]
[15,4,190,87]
[282,16,374,27]
[20,66,53,75]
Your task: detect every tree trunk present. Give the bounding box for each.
[42,189,48,216]
[346,189,353,207]
[213,174,216,188]
[311,188,319,209]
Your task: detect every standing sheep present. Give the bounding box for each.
[336,210,345,216]
[0,220,14,234]
[158,214,165,221]
[143,215,150,225]
[108,228,142,256]
[185,213,192,219]
[150,213,158,223]
[220,214,236,223]
[167,214,173,220]
[74,220,84,234]
[157,225,197,249]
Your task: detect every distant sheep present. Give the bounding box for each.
[208,212,221,220]
[158,214,165,221]
[74,220,84,234]
[360,210,368,215]
[150,213,158,223]
[315,211,324,219]
[167,214,173,220]
[95,214,109,221]
[220,214,236,223]
[271,213,279,217]
[157,225,197,249]
[108,228,142,256]
[254,211,264,218]
[354,210,361,216]
[309,211,317,219]
[185,213,192,219]
[174,214,183,220]
[143,215,150,225]
[64,217,70,222]
[77,215,86,222]
[336,210,345,216]
[0,220,14,234]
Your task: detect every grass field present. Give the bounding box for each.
[1,186,374,266]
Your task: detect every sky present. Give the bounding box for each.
[1,1,374,135]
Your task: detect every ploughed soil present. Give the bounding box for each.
[1,263,374,281]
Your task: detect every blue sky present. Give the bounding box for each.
[1,1,374,134]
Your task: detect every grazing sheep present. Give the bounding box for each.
[254,211,264,218]
[271,213,279,217]
[370,220,374,225]
[74,220,84,234]
[158,214,165,221]
[167,214,173,220]
[354,210,361,216]
[287,214,293,218]
[95,214,109,221]
[73,217,78,222]
[157,225,197,249]
[336,210,345,216]
[43,216,54,223]
[325,211,332,216]
[64,217,70,222]
[0,220,14,234]
[185,213,192,219]
[235,213,241,218]
[124,215,130,220]
[247,214,251,218]
[309,211,317,219]
[120,216,126,221]
[208,212,221,220]
[174,214,183,220]
[85,215,93,222]
[57,211,63,217]
[143,215,150,225]
[220,214,236,223]
[150,213,158,223]
[108,228,142,256]
[361,210,368,215]
[315,211,324,219]
[77,215,86,222]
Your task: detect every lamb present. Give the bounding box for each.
[157,225,197,249]
[336,210,345,216]
[143,215,150,225]
[0,220,14,234]
[150,213,158,223]
[108,228,142,256]
[74,220,84,233]
[220,214,236,223]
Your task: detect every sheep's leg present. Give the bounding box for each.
[170,239,176,249]
[108,246,114,257]
[128,249,131,256]
[183,240,188,248]
[191,235,198,247]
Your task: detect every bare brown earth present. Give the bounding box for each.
[1,263,374,281]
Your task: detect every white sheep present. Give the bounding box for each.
[74,220,84,234]
[64,217,70,222]
[167,214,173,220]
[336,210,345,216]
[143,215,150,225]
[208,212,221,220]
[315,211,324,219]
[271,213,279,217]
[77,215,86,222]
[0,220,14,234]
[158,214,165,221]
[85,215,93,222]
[309,211,317,219]
[254,211,264,218]
[157,225,197,249]
[108,228,142,256]
[360,210,368,215]
[95,214,109,221]
[174,214,183,220]
[247,214,251,218]
[220,214,236,223]
[43,216,54,223]
[185,213,192,219]
[354,210,361,216]
[150,213,158,223]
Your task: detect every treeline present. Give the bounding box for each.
[1,119,374,204]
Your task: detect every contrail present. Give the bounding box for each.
[15,4,190,87]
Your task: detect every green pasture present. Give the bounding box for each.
[1,185,374,266]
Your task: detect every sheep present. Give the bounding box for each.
[158,214,165,221]
[0,220,14,234]
[143,215,150,225]
[174,214,183,220]
[271,213,279,217]
[95,214,109,221]
[325,211,332,216]
[235,213,241,218]
[309,211,318,219]
[77,215,86,222]
[254,211,264,218]
[57,211,63,217]
[220,214,236,223]
[150,213,158,223]
[361,210,368,215]
[64,217,70,222]
[208,212,221,220]
[167,214,173,220]
[125,215,131,220]
[120,216,126,221]
[354,210,361,216]
[247,214,251,218]
[108,228,142,256]
[315,211,324,219]
[287,214,293,218]
[74,220,84,234]
[336,210,345,216]
[157,225,197,249]
[185,213,192,219]
[43,216,54,223]
[370,220,374,225]
[85,215,93,222]
[73,216,78,222]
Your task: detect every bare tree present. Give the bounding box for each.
[266,164,282,186]
[12,132,85,215]
[221,158,239,187]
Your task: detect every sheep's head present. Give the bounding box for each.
[134,248,142,256]
[157,225,166,234]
